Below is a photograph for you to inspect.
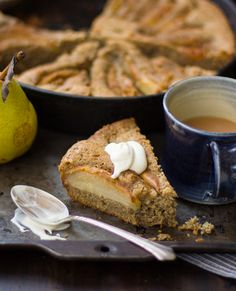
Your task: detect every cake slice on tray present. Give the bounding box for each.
[59,118,177,227]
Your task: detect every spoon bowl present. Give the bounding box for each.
[11,185,69,224]
[11,185,176,261]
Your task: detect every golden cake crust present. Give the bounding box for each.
[59,118,177,227]
[91,0,235,69]
[59,118,176,200]
[18,41,100,95]
[0,12,87,73]
[1,1,235,96]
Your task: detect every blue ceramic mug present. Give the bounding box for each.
[163,76,236,204]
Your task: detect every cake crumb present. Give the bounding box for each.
[179,216,214,236]
[157,233,172,241]
[195,237,204,243]
[148,237,157,241]
[148,233,172,241]
[201,222,214,235]
[179,216,201,235]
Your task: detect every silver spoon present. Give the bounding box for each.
[11,185,176,261]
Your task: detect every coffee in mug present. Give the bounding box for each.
[163,76,236,204]
[183,116,236,133]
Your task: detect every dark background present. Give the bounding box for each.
[4,0,107,29]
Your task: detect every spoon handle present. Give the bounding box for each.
[70,215,175,261]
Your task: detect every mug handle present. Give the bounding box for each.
[209,141,236,202]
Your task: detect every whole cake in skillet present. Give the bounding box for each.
[6,0,234,96]
[59,118,177,227]
[91,0,235,69]
[18,39,214,96]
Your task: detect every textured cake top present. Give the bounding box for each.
[59,118,177,198]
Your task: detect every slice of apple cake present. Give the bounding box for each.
[59,118,177,227]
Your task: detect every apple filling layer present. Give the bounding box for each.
[63,166,177,227]
[66,169,141,211]
[59,118,177,227]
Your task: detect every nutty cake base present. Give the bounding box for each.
[59,118,177,227]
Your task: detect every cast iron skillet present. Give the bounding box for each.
[6,0,236,134]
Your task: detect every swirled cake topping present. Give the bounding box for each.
[105,141,147,178]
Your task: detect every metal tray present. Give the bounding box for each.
[0,128,236,260]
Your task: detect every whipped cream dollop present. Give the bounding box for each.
[11,208,69,240]
[105,141,147,178]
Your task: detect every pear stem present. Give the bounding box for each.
[1,51,25,102]
[0,51,25,81]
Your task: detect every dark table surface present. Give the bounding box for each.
[0,128,236,291]
[0,249,236,291]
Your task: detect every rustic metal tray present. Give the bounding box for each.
[1,0,236,261]
[0,128,236,260]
